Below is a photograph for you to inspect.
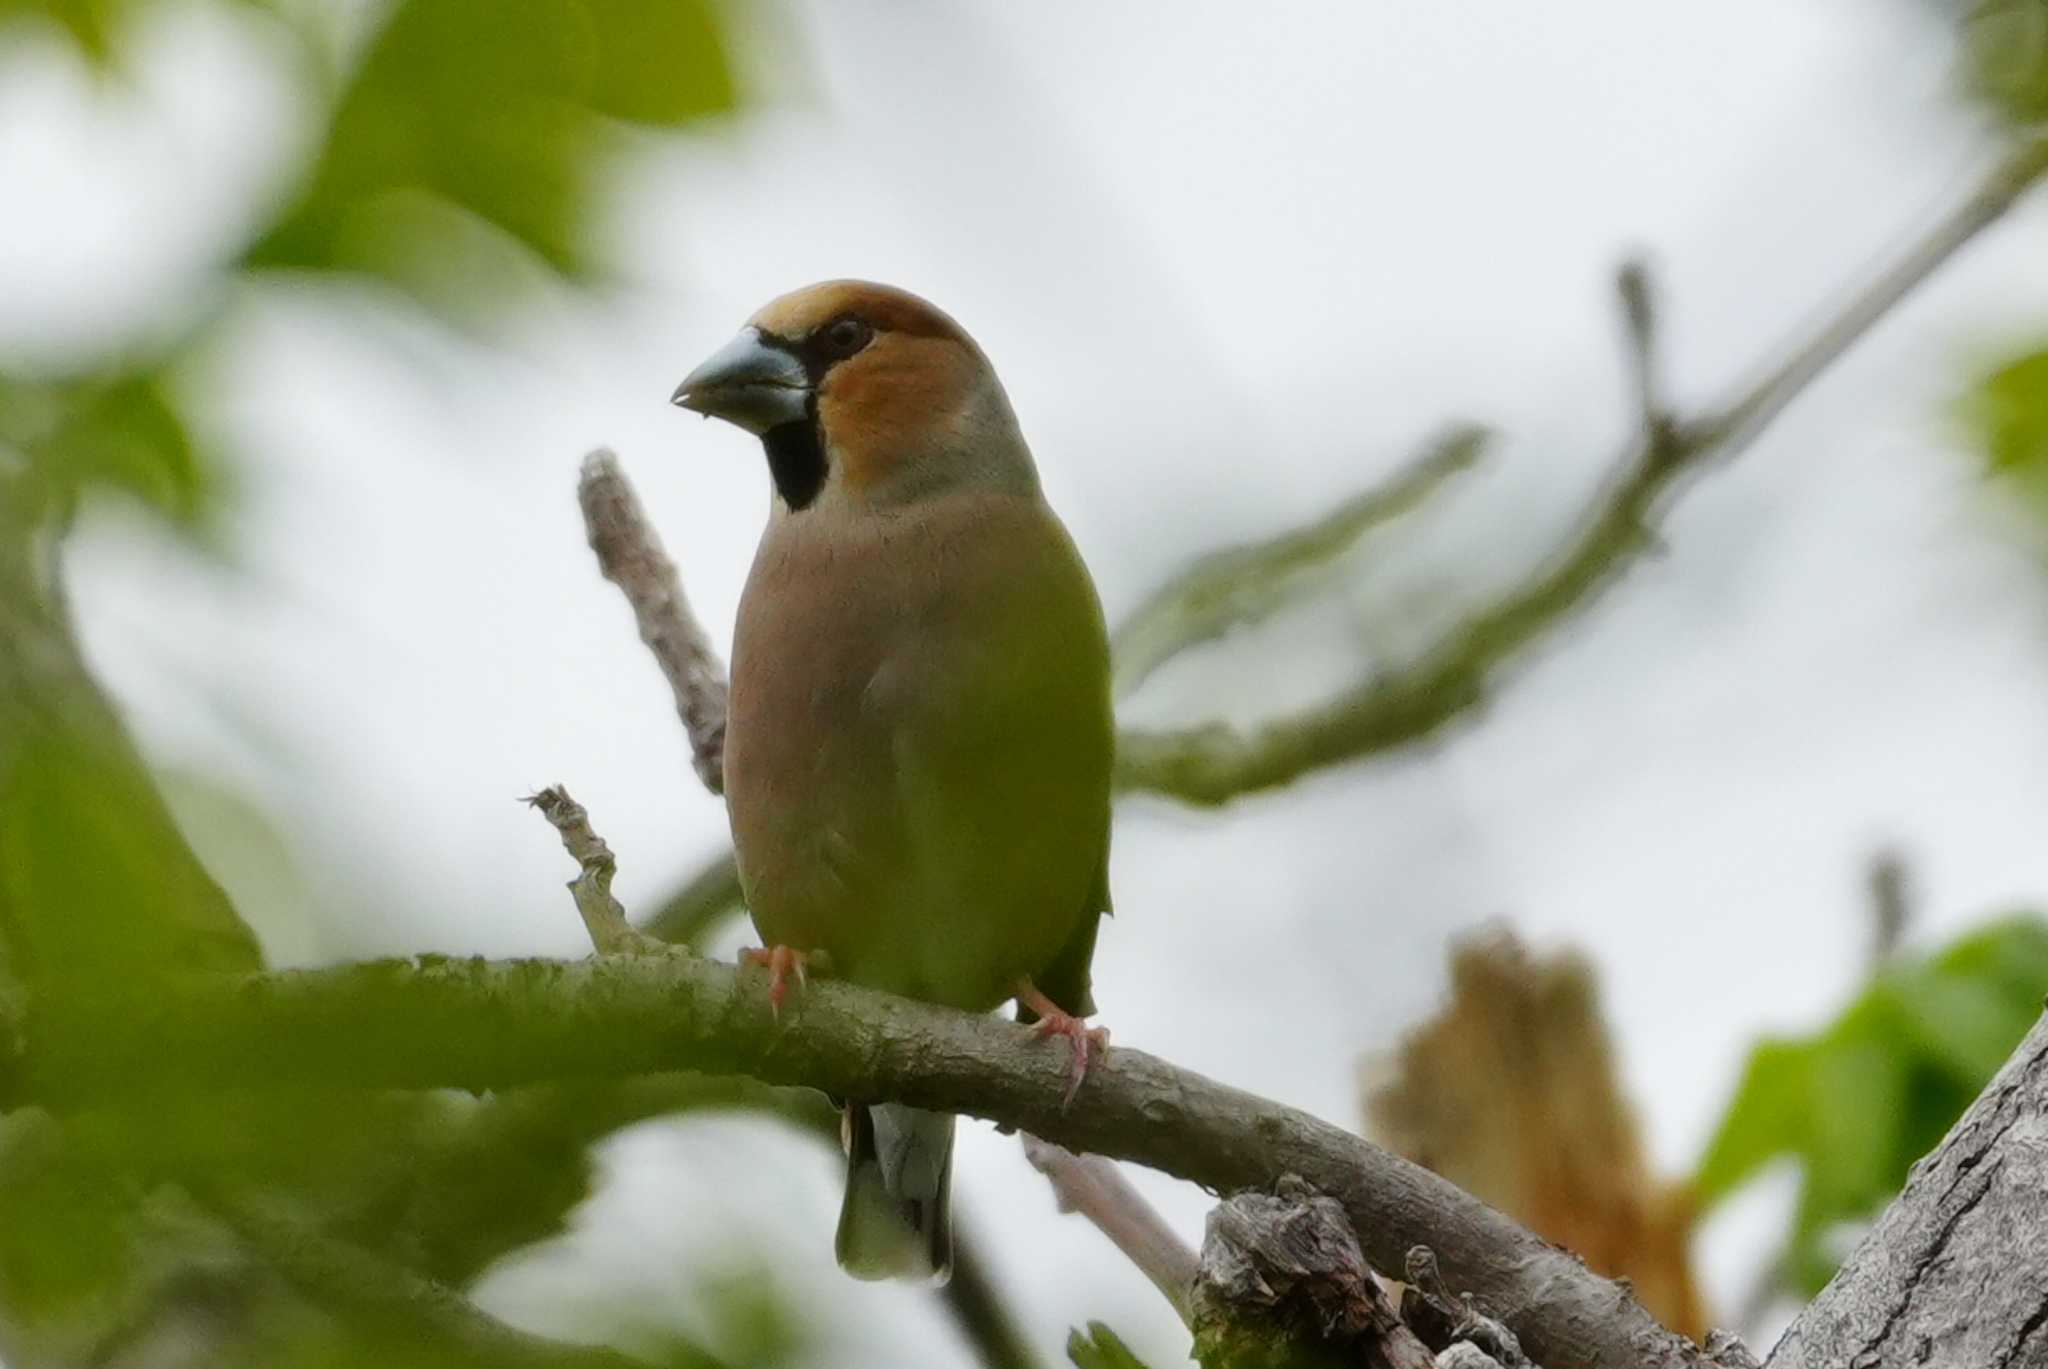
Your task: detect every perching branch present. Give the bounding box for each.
[10,954,1726,1369]
[1113,137,2048,805]
[579,450,729,795]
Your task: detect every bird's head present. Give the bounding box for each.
[672,281,1036,512]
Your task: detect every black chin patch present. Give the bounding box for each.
[762,418,827,511]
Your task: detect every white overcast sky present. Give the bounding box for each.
[8,1,2048,1364]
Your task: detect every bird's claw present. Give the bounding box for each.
[1034,1014,1110,1108]
[1014,976,1109,1107]
[1016,998,1107,1108]
[741,945,816,1017]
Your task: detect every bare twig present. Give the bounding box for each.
[1697,138,2048,456]
[16,954,1739,1369]
[1108,425,1487,698]
[641,851,745,949]
[1867,847,1913,970]
[1115,138,2048,806]
[578,451,728,795]
[1022,1134,1199,1325]
[522,785,665,956]
[1618,257,1677,458]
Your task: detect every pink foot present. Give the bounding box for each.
[742,945,814,1017]
[1016,978,1110,1108]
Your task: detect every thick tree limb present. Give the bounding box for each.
[1114,138,2048,805]
[11,954,1727,1369]
[1763,1012,2048,1368]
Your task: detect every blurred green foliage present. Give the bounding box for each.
[0,0,159,60]
[249,0,734,309]
[0,730,262,985]
[1960,0,2048,124]
[0,471,261,992]
[1067,1322,1154,1369]
[1963,345,2048,477]
[1693,915,2048,1294]
[0,1109,141,1334]
[0,0,737,528]
[0,2,810,1363]
[0,363,213,528]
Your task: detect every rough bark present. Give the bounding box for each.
[1765,1013,2048,1368]
[1189,1175,1435,1369]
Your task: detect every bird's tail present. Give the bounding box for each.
[835,1102,953,1285]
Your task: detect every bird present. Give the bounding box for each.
[671,281,1115,1285]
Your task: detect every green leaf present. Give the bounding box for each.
[1800,1015,1909,1222]
[246,0,736,314]
[0,730,261,988]
[1933,914,2048,1003]
[0,366,215,527]
[1962,345,2048,475]
[1887,961,2038,1086]
[0,0,123,60]
[1959,0,2048,125]
[1068,1322,1156,1369]
[1693,914,2048,1297]
[577,0,735,124]
[1693,1037,1812,1206]
[0,1110,139,1325]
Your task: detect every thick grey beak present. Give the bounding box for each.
[671,328,809,435]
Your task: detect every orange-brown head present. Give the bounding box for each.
[672,281,1037,511]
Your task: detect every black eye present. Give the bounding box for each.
[816,315,872,360]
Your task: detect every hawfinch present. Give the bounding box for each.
[672,281,1114,1284]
